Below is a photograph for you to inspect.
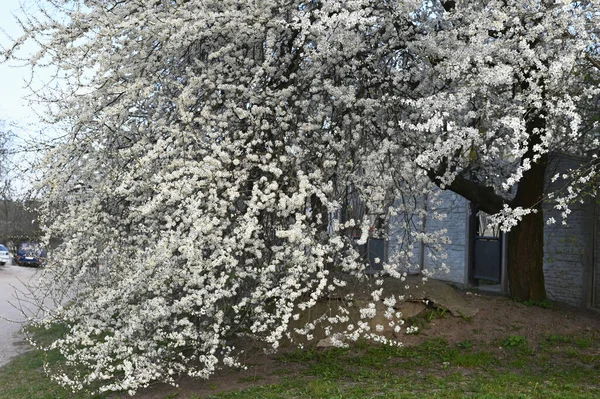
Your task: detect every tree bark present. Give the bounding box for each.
[506,164,547,301]
[506,208,546,301]
[505,126,547,301]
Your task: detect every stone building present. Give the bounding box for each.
[385,153,599,309]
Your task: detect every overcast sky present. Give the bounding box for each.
[0,0,44,129]
[0,0,55,194]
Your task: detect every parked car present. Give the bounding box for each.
[15,242,46,267]
[0,244,10,265]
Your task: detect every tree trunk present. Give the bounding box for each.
[506,207,546,301]
[506,154,547,302]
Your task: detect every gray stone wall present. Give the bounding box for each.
[543,154,594,307]
[386,201,425,274]
[387,153,599,307]
[422,189,469,286]
[543,215,588,307]
[386,188,468,285]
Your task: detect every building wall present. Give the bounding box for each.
[386,203,423,273]
[422,189,469,286]
[386,188,468,285]
[542,211,589,307]
[388,154,597,307]
[543,154,594,307]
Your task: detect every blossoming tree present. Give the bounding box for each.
[4,0,600,394]
[408,0,600,301]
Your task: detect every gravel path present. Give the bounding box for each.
[0,263,42,367]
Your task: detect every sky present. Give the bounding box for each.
[0,0,55,195]
[0,0,45,130]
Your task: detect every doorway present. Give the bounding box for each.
[469,204,505,291]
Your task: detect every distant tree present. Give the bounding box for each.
[0,120,13,197]
[4,0,600,394]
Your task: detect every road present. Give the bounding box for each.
[0,262,43,367]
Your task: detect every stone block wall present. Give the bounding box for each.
[386,188,468,285]
[386,153,599,308]
[543,154,594,307]
[386,204,423,273]
[0,200,41,245]
[422,189,469,286]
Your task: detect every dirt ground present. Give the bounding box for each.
[128,289,600,399]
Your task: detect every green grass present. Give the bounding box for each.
[0,344,105,399]
[523,299,554,309]
[502,334,528,348]
[205,332,600,399]
[1,325,599,399]
[207,368,600,399]
[545,334,571,345]
[236,375,264,384]
[0,324,106,399]
[456,339,473,349]
[403,307,449,331]
[573,335,594,349]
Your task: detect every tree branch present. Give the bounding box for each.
[427,168,506,214]
[585,53,600,71]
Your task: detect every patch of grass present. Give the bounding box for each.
[347,340,415,370]
[306,358,348,379]
[523,298,553,309]
[545,333,571,345]
[508,323,524,331]
[424,307,447,322]
[405,306,449,331]
[362,341,404,358]
[279,346,352,379]
[209,365,600,399]
[0,344,105,399]
[502,334,527,349]
[416,338,458,363]
[580,354,600,366]
[5,319,600,399]
[269,367,294,376]
[457,339,473,349]
[566,348,581,358]
[508,356,528,369]
[0,323,107,399]
[573,335,594,349]
[278,346,349,363]
[237,375,264,383]
[453,351,496,367]
[457,311,473,322]
[277,348,320,363]
[352,337,371,351]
